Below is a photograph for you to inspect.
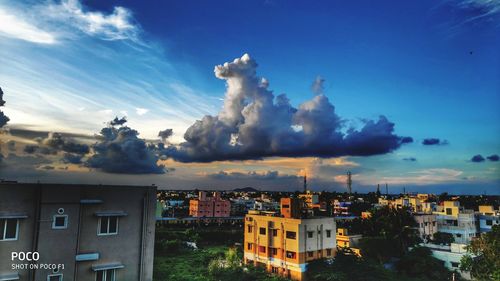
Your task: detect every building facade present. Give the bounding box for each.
[414,213,438,241]
[243,198,336,281]
[433,201,477,244]
[0,182,156,281]
[189,191,230,217]
[335,228,362,256]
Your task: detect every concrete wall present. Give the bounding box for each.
[0,183,156,281]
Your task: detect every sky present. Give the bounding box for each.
[0,0,499,194]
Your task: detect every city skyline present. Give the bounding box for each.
[0,0,499,194]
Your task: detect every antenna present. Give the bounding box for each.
[386,183,388,196]
[303,173,307,193]
[347,171,352,194]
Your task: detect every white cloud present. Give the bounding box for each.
[43,0,140,41]
[136,108,149,116]
[0,7,56,44]
[0,0,140,45]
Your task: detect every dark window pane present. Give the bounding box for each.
[100,218,108,234]
[5,219,17,239]
[49,275,61,281]
[55,216,66,227]
[96,270,104,281]
[108,217,118,233]
[106,269,114,281]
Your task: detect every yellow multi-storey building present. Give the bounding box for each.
[243,198,336,280]
[336,228,362,256]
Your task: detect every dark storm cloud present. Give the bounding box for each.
[486,154,499,162]
[158,129,173,141]
[208,170,298,180]
[23,145,39,154]
[0,87,10,128]
[62,153,83,164]
[6,140,16,151]
[163,54,411,163]
[403,157,417,162]
[400,137,414,144]
[110,116,127,126]
[471,154,485,162]
[42,132,90,154]
[422,138,449,146]
[85,119,165,174]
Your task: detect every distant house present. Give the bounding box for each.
[189,191,230,217]
[0,182,156,281]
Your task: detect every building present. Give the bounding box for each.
[0,182,156,281]
[243,198,336,281]
[378,195,425,213]
[335,228,362,256]
[298,191,320,209]
[413,213,438,241]
[425,243,471,279]
[189,191,230,217]
[433,201,476,244]
[477,205,499,233]
[332,200,352,216]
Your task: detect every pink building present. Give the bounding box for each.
[189,191,231,217]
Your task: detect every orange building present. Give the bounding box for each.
[189,191,230,217]
[244,198,336,280]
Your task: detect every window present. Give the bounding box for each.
[247,243,253,250]
[326,230,331,238]
[486,220,493,226]
[271,267,279,273]
[270,247,278,255]
[446,208,452,215]
[307,251,313,257]
[456,234,462,238]
[282,204,289,208]
[259,227,266,235]
[286,251,296,259]
[258,246,266,253]
[98,216,118,235]
[247,225,253,233]
[286,231,296,239]
[451,262,459,268]
[272,229,278,237]
[317,230,321,235]
[96,269,115,281]
[326,249,332,256]
[307,231,313,238]
[0,219,18,241]
[52,215,68,229]
[47,274,63,281]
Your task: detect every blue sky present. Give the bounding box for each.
[0,0,498,194]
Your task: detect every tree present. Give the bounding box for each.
[358,206,420,258]
[396,247,454,280]
[433,232,455,245]
[460,225,500,281]
[307,248,394,281]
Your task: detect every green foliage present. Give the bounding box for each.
[432,232,455,245]
[355,206,420,261]
[460,225,500,281]
[396,247,453,280]
[307,249,394,281]
[359,236,401,263]
[208,248,287,281]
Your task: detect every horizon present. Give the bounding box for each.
[0,0,499,195]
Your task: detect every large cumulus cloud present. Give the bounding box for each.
[0,87,9,128]
[164,54,411,162]
[85,119,164,174]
